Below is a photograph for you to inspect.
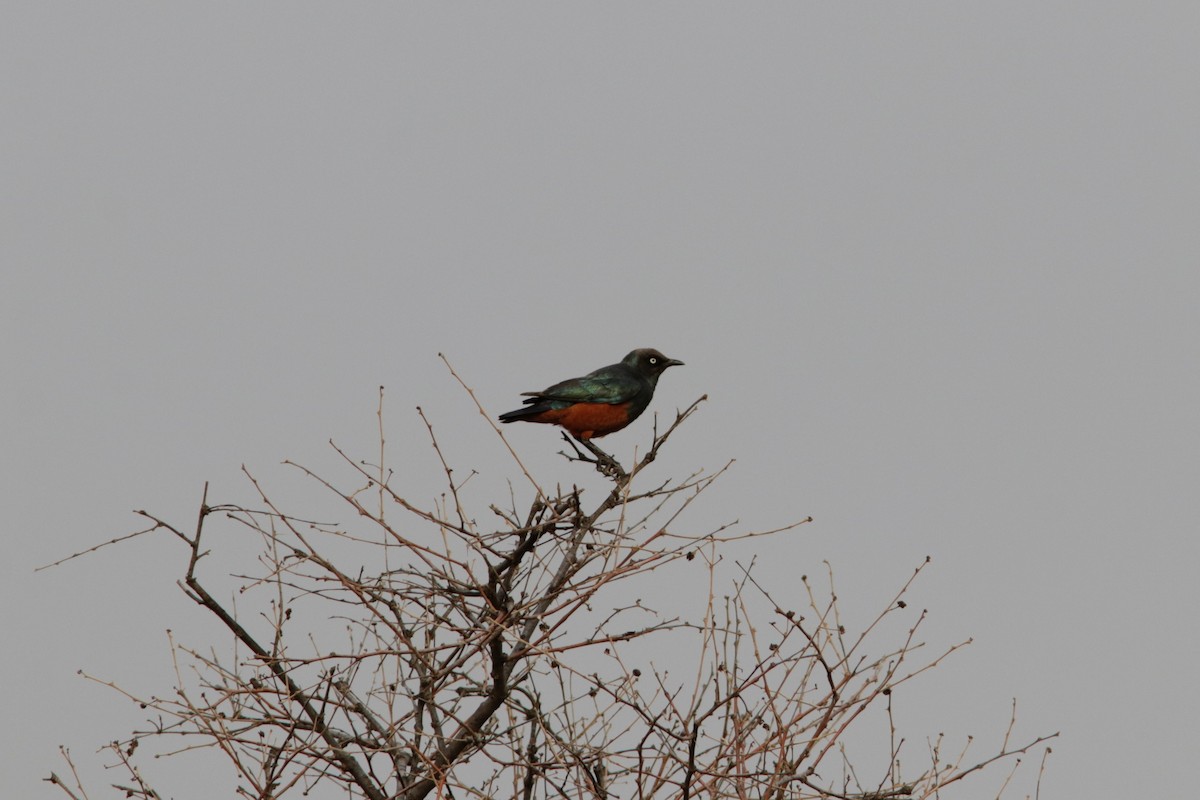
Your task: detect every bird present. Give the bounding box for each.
[498,348,684,440]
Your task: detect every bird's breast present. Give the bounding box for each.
[538,401,636,439]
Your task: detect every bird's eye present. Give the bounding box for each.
[649,357,658,365]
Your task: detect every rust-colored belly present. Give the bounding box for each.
[531,401,634,439]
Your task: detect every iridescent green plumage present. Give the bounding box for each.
[499,349,683,439]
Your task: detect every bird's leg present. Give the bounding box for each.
[560,434,626,480]
[579,438,625,479]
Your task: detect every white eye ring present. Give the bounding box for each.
[649,357,658,364]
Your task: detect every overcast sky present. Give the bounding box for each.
[3,4,1198,798]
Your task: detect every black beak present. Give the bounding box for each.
[665,358,684,368]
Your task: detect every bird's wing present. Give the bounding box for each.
[523,371,637,405]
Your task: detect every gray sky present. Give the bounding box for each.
[3,4,1198,797]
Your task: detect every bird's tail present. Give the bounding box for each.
[498,401,554,424]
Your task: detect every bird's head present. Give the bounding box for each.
[624,348,684,381]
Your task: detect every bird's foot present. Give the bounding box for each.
[561,434,627,480]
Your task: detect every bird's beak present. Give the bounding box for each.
[666,358,684,368]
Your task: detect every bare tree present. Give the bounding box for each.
[45,369,1055,800]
